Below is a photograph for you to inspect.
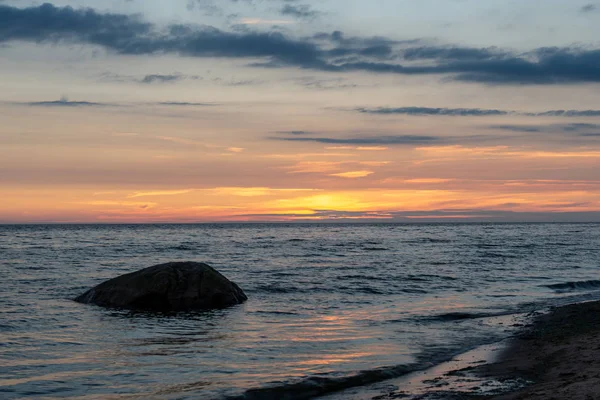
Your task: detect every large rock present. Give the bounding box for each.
[74,262,247,311]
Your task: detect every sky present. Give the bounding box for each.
[1,0,600,223]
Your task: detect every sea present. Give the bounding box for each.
[2,223,600,399]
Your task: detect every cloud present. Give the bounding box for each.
[285,161,346,174]
[328,48,600,84]
[355,107,600,118]
[156,136,210,147]
[280,4,320,20]
[210,187,319,197]
[404,178,455,184]
[415,145,600,159]
[294,76,358,90]
[402,46,502,61]
[0,3,321,63]
[3,3,600,84]
[275,135,444,145]
[489,125,542,132]
[77,200,157,208]
[360,161,390,166]
[128,189,195,198]
[355,106,510,116]
[580,4,597,13]
[237,209,600,223]
[329,170,374,178]
[490,123,600,134]
[319,146,389,151]
[526,110,600,117]
[101,72,258,86]
[356,147,388,151]
[24,96,111,107]
[100,72,198,84]
[276,130,315,135]
[140,74,185,84]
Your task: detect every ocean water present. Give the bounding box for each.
[2,223,600,399]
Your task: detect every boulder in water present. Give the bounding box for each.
[74,261,247,311]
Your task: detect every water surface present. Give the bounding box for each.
[2,223,599,398]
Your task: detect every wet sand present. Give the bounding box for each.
[321,300,600,399]
[476,300,600,400]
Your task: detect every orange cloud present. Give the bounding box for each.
[209,187,321,197]
[404,178,455,184]
[329,170,374,178]
[128,189,195,198]
[359,161,390,166]
[286,161,345,174]
[416,145,600,159]
[356,146,388,151]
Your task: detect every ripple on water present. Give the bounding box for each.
[1,223,600,399]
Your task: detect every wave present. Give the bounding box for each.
[422,311,495,322]
[226,340,489,400]
[168,245,195,251]
[543,279,600,292]
[250,310,300,316]
[226,361,425,400]
[406,274,458,282]
[405,238,452,244]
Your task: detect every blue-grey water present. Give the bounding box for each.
[2,223,600,399]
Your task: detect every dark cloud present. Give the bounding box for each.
[140,74,184,84]
[313,30,408,47]
[355,107,600,118]
[18,99,219,107]
[330,47,600,84]
[355,107,510,116]
[0,3,152,45]
[274,135,443,145]
[280,4,320,19]
[101,72,257,86]
[558,123,600,131]
[526,110,600,117]
[2,3,600,84]
[489,125,542,132]
[402,46,502,61]
[24,97,110,107]
[294,76,358,90]
[449,47,600,84]
[580,4,597,12]
[0,3,323,64]
[276,130,315,135]
[489,123,600,136]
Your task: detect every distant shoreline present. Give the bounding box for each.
[2,221,600,226]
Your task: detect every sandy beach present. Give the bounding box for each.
[321,300,600,400]
[477,300,600,400]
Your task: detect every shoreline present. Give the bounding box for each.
[320,300,600,399]
[476,299,600,399]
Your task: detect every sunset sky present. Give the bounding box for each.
[2,0,600,223]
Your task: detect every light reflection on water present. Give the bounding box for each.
[1,223,600,399]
